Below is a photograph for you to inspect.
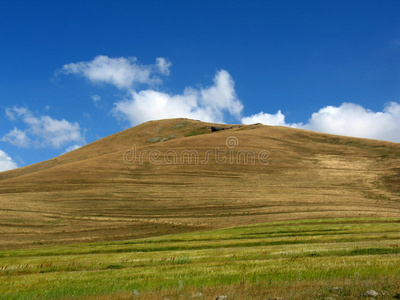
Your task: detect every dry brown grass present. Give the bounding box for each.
[0,118,399,249]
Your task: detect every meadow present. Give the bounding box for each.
[1,217,400,299]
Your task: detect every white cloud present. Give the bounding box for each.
[243,102,400,143]
[60,55,170,89]
[5,108,16,121]
[241,110,288,126]
[303,102,400,142]
[156,57,172,75]
[5,106,28,121]
[1,128,31,147]
[0,150,18,172]
[59,55,400,143]
[113,70,243,125]
[91,94,101,102]
[24,115,83,148]
[200,70,243,119]
[61,56,241,125]
[2,107,85,148]
[63,144,82,154]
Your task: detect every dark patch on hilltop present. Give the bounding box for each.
[202,125,243,132]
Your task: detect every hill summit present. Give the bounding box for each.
[0,118,399,249]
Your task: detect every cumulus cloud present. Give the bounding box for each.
[61,56,242,125]
[63,144,82,154]
[303,102,400,142]
[243,102,400,142]
[59,55,400,143]
[60,55,171,89]
[1,128,31,147]
[0,150,18,172]
[200,70,243,118]
[242,110,288,126]
[2,107,85,148]
[113,70,243,125]
[156,57,172,75]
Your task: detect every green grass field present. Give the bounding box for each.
[1,217,400,299]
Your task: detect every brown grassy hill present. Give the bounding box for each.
[0,118,399,249]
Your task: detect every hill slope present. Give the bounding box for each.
[0,118,399,249]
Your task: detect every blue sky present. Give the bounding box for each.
[1,0,400,170]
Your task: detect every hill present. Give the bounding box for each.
[0,118,399,249]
